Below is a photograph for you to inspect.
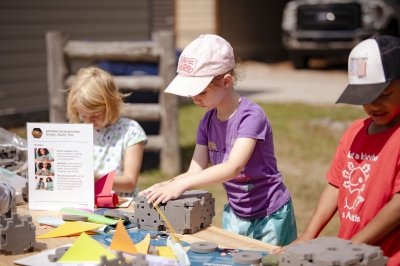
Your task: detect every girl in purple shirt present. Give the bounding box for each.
[140,34,297,246]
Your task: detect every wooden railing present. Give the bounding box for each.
[46,31,180,176]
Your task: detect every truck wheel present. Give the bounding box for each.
[291,55,308,69]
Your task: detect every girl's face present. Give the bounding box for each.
[191,75,229,110]
[39,148,45,155]
[78,109,106,130]
[363,80,400,126]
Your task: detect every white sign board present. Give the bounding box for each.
[27,123,94,211]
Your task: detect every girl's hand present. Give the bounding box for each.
[144,179,187,206]
[139,181,167,197]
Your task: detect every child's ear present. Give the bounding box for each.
[223,73,233,86]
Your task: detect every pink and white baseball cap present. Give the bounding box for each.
[165,34,235,97]
[336,35,400,105]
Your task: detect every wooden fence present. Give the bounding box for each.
[46,30,180,176]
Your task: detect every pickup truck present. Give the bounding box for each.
[282,0,400,68]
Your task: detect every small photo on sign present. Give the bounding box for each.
[31,128,43,138]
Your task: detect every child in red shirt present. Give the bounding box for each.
[294,35,400,265]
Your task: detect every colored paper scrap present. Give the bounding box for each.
[95,170,119,208]
[37,216,111,234]
[58,232,115,263]
[36,221,103,239]
[61,207,118,225]
[96,193,119,208]
[156,246,176,259]
[109,219,138,254]
[135,233,151,254]
[118,196,133,208]
[92,229,189,248]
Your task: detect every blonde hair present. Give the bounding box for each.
[67,67,122,125]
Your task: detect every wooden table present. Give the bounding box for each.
[1,204,278,265]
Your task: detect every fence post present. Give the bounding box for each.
[46,31,68,122]
[154,31,181,176]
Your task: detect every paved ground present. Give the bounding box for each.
[235,61,348,105]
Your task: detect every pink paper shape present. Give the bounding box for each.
[95,170,119,207]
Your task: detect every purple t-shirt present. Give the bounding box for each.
[196,97,290,219]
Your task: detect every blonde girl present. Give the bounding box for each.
[67,67,147,195]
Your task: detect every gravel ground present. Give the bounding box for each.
[235,61,348,105]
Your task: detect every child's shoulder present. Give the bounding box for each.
[117,117,141,127]
[350,117,370,127]
[238,97,267,118]
[117,117,146,136]
[344,118,370,133]
[239,97,264,111]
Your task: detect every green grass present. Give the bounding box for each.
[138,102,365,237]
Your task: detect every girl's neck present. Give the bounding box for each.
[216,92,241,121]
[368,113,400,134]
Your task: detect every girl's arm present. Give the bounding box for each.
[295,183,338,242]
[145,137,257,206]
[176,143,210,178]
[351,192,400,244]
[139,143,210,196]
[112,141,145,193]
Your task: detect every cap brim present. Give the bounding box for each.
[336,82,389,105]
[164,75,213,97]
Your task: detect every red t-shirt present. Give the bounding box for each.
[327,118,400,265]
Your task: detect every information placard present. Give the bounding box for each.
[27,123,94,211]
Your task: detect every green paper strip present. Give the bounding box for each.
[60,208,118,225]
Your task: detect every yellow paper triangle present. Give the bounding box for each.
[36,221,103,239]
[156,246,176,259]
[136,233,151,254]
[58,232,115,262]
[109,219,138,254]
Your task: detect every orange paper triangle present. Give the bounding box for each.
[109,219,138,254]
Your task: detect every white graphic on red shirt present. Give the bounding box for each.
[342,162,370,211]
